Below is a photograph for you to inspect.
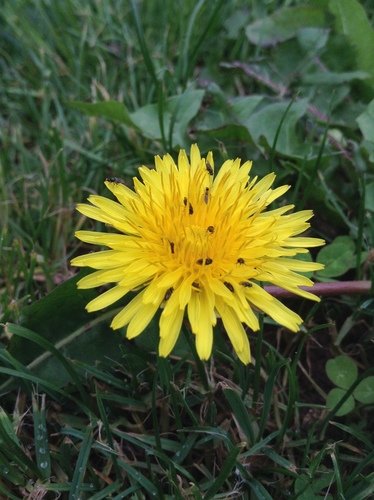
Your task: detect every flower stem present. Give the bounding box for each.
[265,280,373,299]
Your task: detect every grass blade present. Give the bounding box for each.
[203,445,241,500]
[69,425,93,500]
[223,387,255,444]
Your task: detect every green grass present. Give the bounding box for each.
[1,0,374,498]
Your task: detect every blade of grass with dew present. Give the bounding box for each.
[116,459,159,497]
[0,410,42,480]
[32,392,51,480]
[111,485,143,499]
[89,481,124,500]
[171,433,198,465]
[0,450,26,486]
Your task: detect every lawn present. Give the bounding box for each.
[1,0,374,498]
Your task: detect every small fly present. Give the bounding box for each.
[204,187,209,205]
[196,258,213,265]
[106,177,126,184]
[164,287,174,300]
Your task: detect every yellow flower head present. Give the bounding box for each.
[71,145,324,364]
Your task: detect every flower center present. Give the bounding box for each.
[181,224,214,267]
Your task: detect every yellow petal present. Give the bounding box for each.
[158,308,184,356]
[86,286,128,312]
[127,301,160,339]
[110,290,145,330]
[215,297,250,364]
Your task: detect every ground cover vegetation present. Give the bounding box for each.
[0,0,374,498]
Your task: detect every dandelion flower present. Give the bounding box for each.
[71,145,324,364]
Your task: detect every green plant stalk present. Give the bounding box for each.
[252,314,264,407]
[298,97,332,210]
[356,176,365,280]
[269,96,297,172]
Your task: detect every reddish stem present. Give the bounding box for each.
[264,281,373,299]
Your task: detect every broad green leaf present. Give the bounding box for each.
[362,140,374,163]
[364,182,374,211]
[199,124,253,145]
[353,376,374,404]
[316,236,355,277]
[326,355,358,389]
[245,6,327,47]
[334,235,355,252]
[69,101,136,127]
[196,95,263,147]
[297,27,329,54]
[326,387,355,416]
[294,476,317,500]
[312,470,336,494]
[357,99,374,144]
[242,99,309,158]
[8,270,97,363]
[69,91,205,149]
[4,271,124,386]
[230,95,264,122]
[190,82,233,132]
[130,90,205,148]
[329,0,374,93]
[223,9,251,40]
[294,472,334,499]
[302,70,369,85]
